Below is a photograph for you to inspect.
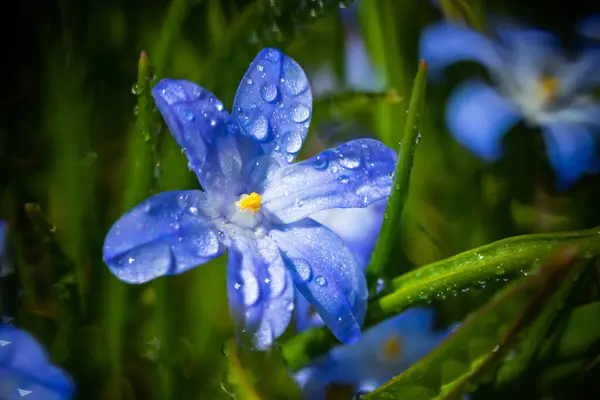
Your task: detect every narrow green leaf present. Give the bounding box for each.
[366,60,428,286]
[282,227,600,372]
[370,228,600,322]
[364,247,579,400]
[439,0,486,33]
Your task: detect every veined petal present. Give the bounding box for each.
[227,237,294,350]
[310,199,386,270]
[152,79,245,195]
[232,48,313,178]
[0,325,75,399]
[103,191,225,284]
[270,219,368,344]
[542,122,600,189]
[261,139,396,224]
[447,80,521,161]
[419,21,503,78]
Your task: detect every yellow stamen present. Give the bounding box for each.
[539,76,559,101]
[381,335,402,360]
[238,192,262,213]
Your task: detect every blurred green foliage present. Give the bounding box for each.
[2,0,600,399]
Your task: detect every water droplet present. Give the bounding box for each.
[239,269,260,306]
[133,105,139,116]
[315,275,327,286]
[291,104,310,123]
[246,78,253,85]
[286,302,295,311]
[188,206,198,216]
[184,110,195,121]
[295,259,312,282]
[416,132,422,144]
[131,83,141,95]
[283,131,303,153]
[384,212,389,219]
[313,154,329,170]
[260,83,279,103]
[394,183,400,190]
[250,115,270,141]
[338,153,361,169]
[337,175,349,184]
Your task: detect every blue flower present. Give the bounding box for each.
[294,308,455,400]
[420,20,600,188]
[0,324,75,399]
[579,15,600,42]
[103,48,397,349]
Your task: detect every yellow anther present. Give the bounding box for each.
[539,75,560,101]
[381,335,402,360]
[238,192,262,213]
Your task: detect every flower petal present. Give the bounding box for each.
[542,122,600,188]
[227,237,294,350]
[560,49,600,96]
[310,199,386,270]
[103,190,225,284]
[152,79,246,194]
[0,325,75,398]
[232,48,313,173]
[261,139,396,224]
[270,219,368,344]
[294,289,325,332]
[447,80,521,161]
[419,21,502,78]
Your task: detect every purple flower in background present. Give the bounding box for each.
[294,308,455,400]
[420,20,600,188]
[103,48,397,349]
[0,324,75,399]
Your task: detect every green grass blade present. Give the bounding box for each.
[366,60,428,286]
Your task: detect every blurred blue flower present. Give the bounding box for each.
[578,14,600,42]
[103,48,397,349]
[0,324,75,399]
[420,20,600,188]
[294,308,455,399]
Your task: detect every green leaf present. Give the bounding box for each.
[439,0,486,33]
[366,60,428,286]
[283,227,600,372]
[364,247,579,400]
[221,340,302,400]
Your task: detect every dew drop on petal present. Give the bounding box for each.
[291,104,310,123]
[283,131,303,154]
[265,49,280,63]
[260,83,279,103]
[246,78,253,85]
[315,275,327,286]
[295,258,312,282]
[338,153,361,169]
[337,175,349,184]
[250,115,270,141]
[313,154,329,170]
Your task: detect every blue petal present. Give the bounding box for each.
[419,21,502,78]
[227,237,294,350]
[232,48,313,172]
[542,122,600,189]
[262,139,397,224]
[270,219,368,344]
[560,49,600,97]
[578,14,600,41]
[0,325,74,399]
[447,80,521,161]
[295,289,325,332]
[310,199,386,270]
[103,190,225,284]
[152,79,245,194]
